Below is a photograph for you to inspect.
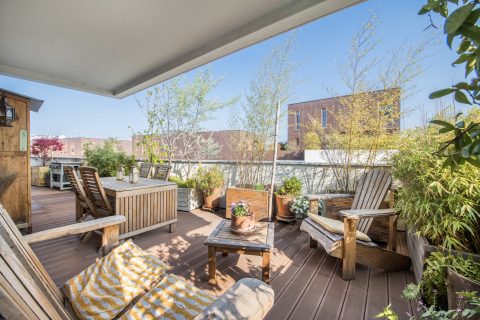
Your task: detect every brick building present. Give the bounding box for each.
[50,137,132,158]
[287,88,400,150]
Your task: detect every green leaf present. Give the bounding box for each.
[430,119,456,130]
[466,8,480,24]
[454,90,472,104]
[445,3,475,34]
[429,88,455,99]
[452,53,472,65]
[458,24,480,41]
[447,33,456,49]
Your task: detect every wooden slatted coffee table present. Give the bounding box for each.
[204,219,274,284]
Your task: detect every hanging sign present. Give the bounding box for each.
[19,130,28,151]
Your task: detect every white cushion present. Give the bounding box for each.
[307,212,372,242]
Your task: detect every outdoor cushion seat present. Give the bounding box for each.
[307,212,372,242]
[121,273,216,320]
[63,240,170,320]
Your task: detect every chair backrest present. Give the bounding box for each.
[64,166,95,218]
[351,169,392,234]
[0,203,73,319]
[139,163,154,178]
[78,166,113,217]
[152,164,171,181]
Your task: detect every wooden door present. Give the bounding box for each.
[0,92,31,230]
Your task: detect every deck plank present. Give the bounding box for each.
[28,187,415,319]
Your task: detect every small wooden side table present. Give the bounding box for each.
[204,220,274,284]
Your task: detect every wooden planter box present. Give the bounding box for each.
[31,166,49,187]
[407,226,480,283]
[226,187,269,221]
[177,188,203,212]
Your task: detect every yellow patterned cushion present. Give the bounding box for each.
[63,240,169,320]
[121,274,216,320]
[307,212,372,242]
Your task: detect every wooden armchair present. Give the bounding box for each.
[152,164,171,181]
[300,169,411,280]
[139,162,154,178]
[78,166,113,217]
[0,204,274,320]
[64,166,96,222]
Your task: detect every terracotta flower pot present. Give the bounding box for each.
[275,194,294,220]
[231,212,256,235]
[203,187,222,211]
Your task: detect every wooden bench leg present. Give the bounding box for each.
[208,246,217,285]
[169,222,176,233]
[262,251,271,284]
[342,216,357,280]
[101,224,119,256]
[309,236,318,248]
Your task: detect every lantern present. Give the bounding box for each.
[0,95,15,127]
[116,166,125,181]
[129,167,139,184]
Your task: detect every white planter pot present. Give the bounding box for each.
[177,188,203,212]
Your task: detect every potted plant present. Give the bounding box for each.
[275,177,302,221]
[226,183,270,221]
[390,110,480,283]
[31,136,63,186]
[195,166,224,212]
[169,176,203,211]
[290,196,310,219]
[230,201,255,235]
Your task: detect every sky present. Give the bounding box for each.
[0,0,468,142]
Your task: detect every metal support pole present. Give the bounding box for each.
[268,101,281,222]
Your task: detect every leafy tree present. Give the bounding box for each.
[134,67,236,178]
[31,136,64,166]
[305,14,428,192]
[232,34,299,187]
[420,0,480,168]
[83,139,135,177]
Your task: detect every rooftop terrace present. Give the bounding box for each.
[30,186,416,320]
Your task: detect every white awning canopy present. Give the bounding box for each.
[0,0,363,98]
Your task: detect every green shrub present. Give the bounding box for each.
[83,140,136,177]
[422,252,480,308]
[168,176,196,189]
[391,130,480,253]
[277,177,302,197]
[195,166,224,196]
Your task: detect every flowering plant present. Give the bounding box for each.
[231,200,253,217]
[290,196,309,218]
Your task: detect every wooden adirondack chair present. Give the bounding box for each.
[300,169,411,280]
[0,204,274,320]
[152,164,171,181]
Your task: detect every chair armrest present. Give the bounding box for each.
[24,216,126,244]
[304,193,353,201]
[338,208,398,219]
[193,278,274,320]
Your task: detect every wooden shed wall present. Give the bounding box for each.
[0,91,31,230]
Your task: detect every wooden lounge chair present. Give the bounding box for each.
[0,204,274,320]
[300,169,411,280]
[139,162,154,178]
[63,166,96,222]
[152,164,171,181]
[78,166,113,218]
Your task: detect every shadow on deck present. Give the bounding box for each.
[30,186,416,320]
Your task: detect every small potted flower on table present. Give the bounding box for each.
[230,200,255,235]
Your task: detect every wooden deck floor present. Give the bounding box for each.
[30,187,416,320]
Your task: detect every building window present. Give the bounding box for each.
[295,111,300,130]
[321,108,327,128]
[296,138,300,146]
